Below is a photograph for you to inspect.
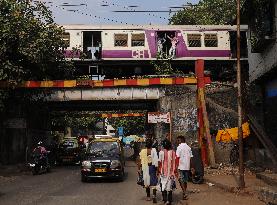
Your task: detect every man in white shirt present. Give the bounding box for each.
[175,136,194,200]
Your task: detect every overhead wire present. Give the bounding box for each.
[101,0,169,21]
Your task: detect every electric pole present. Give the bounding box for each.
[236,0,245,189]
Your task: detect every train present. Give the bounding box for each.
[62,24,248,61]
[61,25,248,79]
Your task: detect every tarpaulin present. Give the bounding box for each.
[216,122,250,143]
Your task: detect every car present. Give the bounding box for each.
[57,137,83,165]
[81,138,125,182]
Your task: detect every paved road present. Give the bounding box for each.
[0,161,264,205]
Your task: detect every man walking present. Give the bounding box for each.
[175,136,193,200]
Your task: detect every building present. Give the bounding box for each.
[246,0,277,167]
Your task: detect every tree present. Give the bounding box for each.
[0,0,74,82]
[169,0,242,25]
[51,112,100,133]
[108,116,146,136]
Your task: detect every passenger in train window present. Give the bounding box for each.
[94,50,100,60]
[167,34,178,59]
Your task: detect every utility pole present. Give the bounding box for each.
[236,0,245,189]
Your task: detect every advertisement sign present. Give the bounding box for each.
[148,112,171,124]
[118,127,124,136]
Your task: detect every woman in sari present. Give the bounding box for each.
[159,139,176,205]
[137,139,159,203]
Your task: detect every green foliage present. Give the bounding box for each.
[151,55,183,75]
[169,0,241,25]
[0,0,74,82]
[51,112,100,130]
[108,116,146,136]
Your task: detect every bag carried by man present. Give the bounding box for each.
[137,172,144,186]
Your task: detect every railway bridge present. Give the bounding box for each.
[0,60,212,165]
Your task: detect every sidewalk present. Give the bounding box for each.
[0,163,29,177]
[204,166,277,204]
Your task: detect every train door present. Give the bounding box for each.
[83,31,102,60]
[156,31,176,59]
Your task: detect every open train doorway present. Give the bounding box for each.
[83,31,102,60]
[156,31,176,58]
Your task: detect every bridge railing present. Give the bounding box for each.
[0,76,211,88]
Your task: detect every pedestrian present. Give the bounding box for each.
[175,136,194,200]
[137,139,159,203]
[159,139,177,205]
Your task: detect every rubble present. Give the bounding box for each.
[205,164,254,176]
[206,182,215,187]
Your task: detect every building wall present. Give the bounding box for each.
[248,1,277,82]
[264,78,277,147]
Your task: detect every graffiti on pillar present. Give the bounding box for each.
[174,107,197,132]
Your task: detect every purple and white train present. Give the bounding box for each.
[62,25,248,61]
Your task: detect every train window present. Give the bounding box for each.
[131,33,145,47]
[62,32,70,47]
[204,34,218,47]
[114,34,128,47]
[187,34,201,47]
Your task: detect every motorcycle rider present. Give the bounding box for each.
[33,141,49,166]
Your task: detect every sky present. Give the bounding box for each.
[43,0,200,25]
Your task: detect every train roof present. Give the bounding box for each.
[61,24,248,31]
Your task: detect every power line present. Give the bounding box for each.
[101,0,169,21]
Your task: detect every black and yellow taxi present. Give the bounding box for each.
[81,137,125,182]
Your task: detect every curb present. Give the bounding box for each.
[204,178,255,196]
[256,173,277,187]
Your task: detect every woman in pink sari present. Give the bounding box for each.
[158,139,176,205]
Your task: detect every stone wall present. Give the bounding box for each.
[0,102,51,165]
[206,85,238,163]
[155,85,240,164]
[156,85,198,145]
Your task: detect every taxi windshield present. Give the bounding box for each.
[88,142,119,157]
[61,140,76,148]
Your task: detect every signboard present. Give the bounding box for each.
[118,127,124,136]
[148,112,171,124]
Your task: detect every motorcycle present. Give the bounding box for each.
[29,151,51,175]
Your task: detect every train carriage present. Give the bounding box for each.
[61,25,248,79]
[62,25,248,61]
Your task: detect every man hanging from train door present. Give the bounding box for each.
[167,34,179,59]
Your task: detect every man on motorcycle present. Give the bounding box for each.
[33,141,49,165]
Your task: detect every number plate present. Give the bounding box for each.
[95,168,106,173]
